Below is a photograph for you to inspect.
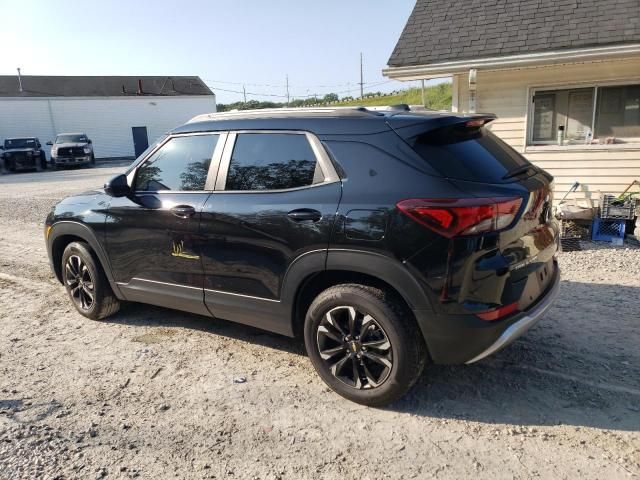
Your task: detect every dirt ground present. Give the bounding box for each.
[0,165,639,480]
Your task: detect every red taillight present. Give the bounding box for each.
[465,119,489,128]
[397,197,522,238]
[476,301,519,321]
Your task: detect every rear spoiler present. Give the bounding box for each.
[386,113,497,141]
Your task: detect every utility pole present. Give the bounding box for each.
[421,79,425,106]
[286,74,290,107]
[359,53,364,99]
[17,67,23,92]
[243,85,247,103]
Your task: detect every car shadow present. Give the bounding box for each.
[392,280,640,432]
[105,302,306,356]
[104,280,640,432]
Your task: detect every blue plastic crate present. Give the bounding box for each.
[591,218,626,242]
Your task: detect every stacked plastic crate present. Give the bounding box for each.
[592,195,636,243]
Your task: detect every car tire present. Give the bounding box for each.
[89,153,96,167]
[304,284,427,407]
[61,242,120,320]
[40,152,47,170]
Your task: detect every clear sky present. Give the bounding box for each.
[0,0,430,104]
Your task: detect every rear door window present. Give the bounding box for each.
[134,135,219,192]
[225,133,323,191]
[409,127,532,183]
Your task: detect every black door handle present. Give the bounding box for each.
[171,205,196,218]
[287,209,322,222]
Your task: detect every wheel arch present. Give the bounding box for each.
[48,221,123,298]
[285,249,433,339]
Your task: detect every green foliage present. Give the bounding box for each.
[337,83,452,110]
[322,93,339,103]
[216,83,452,112]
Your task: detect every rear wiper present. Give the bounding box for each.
[503,164,538,180]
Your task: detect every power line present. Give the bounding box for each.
[206,80,395,102]
[207,85,288,98]
[204,78,360,89]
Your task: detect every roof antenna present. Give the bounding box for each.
[17,67,23,92]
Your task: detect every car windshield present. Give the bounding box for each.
[4,138,37,149]
[56,134,88,144]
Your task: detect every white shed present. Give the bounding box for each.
[0,75,216,159]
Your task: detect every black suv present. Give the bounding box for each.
[45,107,560,406]
[1,137,47,172]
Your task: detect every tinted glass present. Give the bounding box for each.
[226,133,320,191]
[410,127,531,183]
[4,138,37,149]
[135,135,218,191]
[56,134,88,144]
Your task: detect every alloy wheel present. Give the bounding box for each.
[316,305,393,389]
[65,255,95,311]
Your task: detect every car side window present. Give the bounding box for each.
[134,135,219,192]
[225,133,323,191]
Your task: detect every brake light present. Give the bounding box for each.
[397,197,522,238]
[476,301,519,321]
[465,119,489,128]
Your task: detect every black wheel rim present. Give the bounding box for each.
[316,306,393,390]
[65,255,95,311]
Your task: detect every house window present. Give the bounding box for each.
[595,85,640,140]
[530,83,640,145]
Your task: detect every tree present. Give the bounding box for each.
[322,93,339,103]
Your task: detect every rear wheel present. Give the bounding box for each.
[61,242,120,320]
[40,152,47,170]
[304,284,427,406]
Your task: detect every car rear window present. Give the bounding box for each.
[408,126,532,183]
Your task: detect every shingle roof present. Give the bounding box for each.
[0,75,213,97]
[388,0,640,67]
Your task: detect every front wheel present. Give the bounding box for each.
[304,284,427,407]
[61,242,120,320]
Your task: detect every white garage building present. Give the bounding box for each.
[0,75,216,159]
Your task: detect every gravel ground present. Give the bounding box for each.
[0,167,639,480]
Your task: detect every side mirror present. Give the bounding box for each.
[104,174,130,197]
[87,139,92,144]
[46,141,53,146]
[0,146,4,150]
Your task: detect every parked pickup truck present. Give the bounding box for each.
[47,133,95,168]
[1,137,47,172]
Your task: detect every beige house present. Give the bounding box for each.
[384,0,640,203]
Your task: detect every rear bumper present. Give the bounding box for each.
[464,268,560,363]
[413,263,560,364]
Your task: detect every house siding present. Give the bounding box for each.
[0,95,216,159]
[455,57,640,203]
